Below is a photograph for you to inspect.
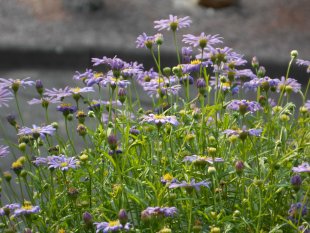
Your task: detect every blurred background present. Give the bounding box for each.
[0,0,309,130]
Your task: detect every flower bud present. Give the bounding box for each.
[208,166,216,174]
[67,114,73,121]
[77,124,87,137]
[291,175,302,192]
[107,134,118,151]
[210,226,221,233]
[290,50,298,59]
[12,160,23,175]
[51,122,58,129]
[19,142,27,152]
[251,56,259,69]
[235,161,245,175]
[118,209,128,226]
[83,212,93,226]
[76,111,87,124]
[158,227,172,233]
[280,114,290,122]
[163,67,171,76]
[88,110,95,118]
[35,80,44,95]
[3,171,12,182]
[118,88,127,104]
[6,114,17,127]
[257,66,266,78]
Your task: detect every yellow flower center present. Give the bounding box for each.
[222,82,231,88]
[109,220,120,227]
[94,72,103,78]
[163,173,174,181]
[22,202,33,210]
[70,87,81,93]
[191,59,201,65]
[154,115,164,120]
[60,162,68,168]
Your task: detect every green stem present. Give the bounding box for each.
[173,31,181,64]
[65,117,77,154]
[14,93,24,125]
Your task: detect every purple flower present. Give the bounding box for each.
[91,56,125,71]
[0,145,10,158]
[296,59,310,73]
[142,114,179,126]
[44,87,72,99]
[28,97,60,107]
[244,76,280,92]
[182,47,193,63]
[142,207,178,218]
[32,156,50,166]
[0,87,13,107]
[57,103,78,115]
[0,203,21,216]
[183,33,222,49]
[144,84,181,98]
[292,162,310,173]
[48,155,78,171]
[183,155,224,165]
[14,202,40,217]
[154,15,191,31]
[136,33,156,49]
[169,179,210,191]
[73,69,94,81]
[0,78,34,92]
[226,99,262,114]
[223,126,262,140]
[277,76,301,94]
[100,72,131,89]
[288,202,308,222]
[94,220,131,233]
[18,124,56,139]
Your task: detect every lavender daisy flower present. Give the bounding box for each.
[136,33,155,49]
[142,114,179,126]
[14,201,40,217]
[182,33,222,49]
[142,207,178,218]
[0,77,34,92]
[288,202,308,223]
[100,72,131,89]
[85,72,105,87]
[57,103,78,116]
[92,56,125,71]
[169,179,210,191]
[48,155,78,171]
[73,69,94,81]
[223,126,262,141]
[183,155,224,165]
[32,157,50,166]
[182,47,193,63]
[28,96,60,107]
[0,203,21,216]
[0,145,10,158]
[296,59,310,73]
[154,15,191,31]
[121,61,144,79]
[277,76,301,94]
[292,162,310,173]
[0,87,13,107]
[44,87,72,99]
[144,84,182,98]
[94,220,131,233]
[226,99,262,115]
[244,76,280,92]
[18,124,56,139]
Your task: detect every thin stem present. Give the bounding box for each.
[173,31,181,64]
[14,93,24,125]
